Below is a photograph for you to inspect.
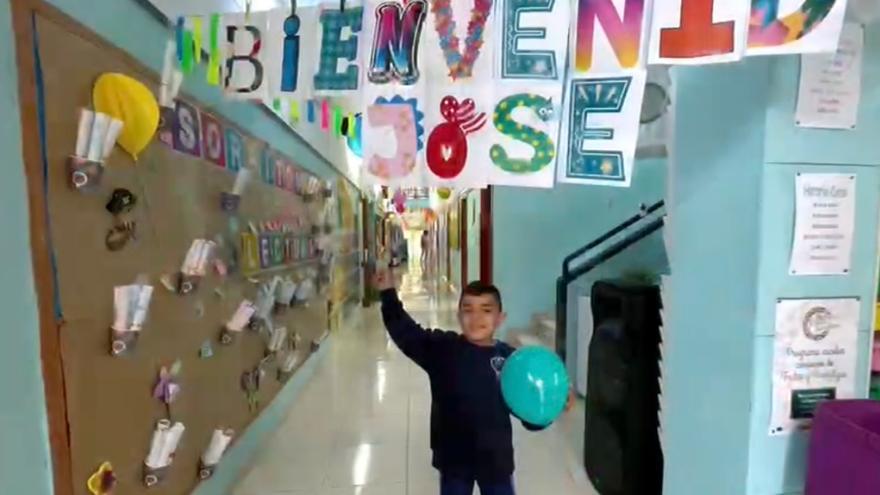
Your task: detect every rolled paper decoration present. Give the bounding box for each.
[160,40,176,106]
[333,106,342,136]
[101,119,124,160]
[175,17,184,61]
[156,422,185,468]
[320,100,330,131]
[306,100,315,123]
[87,113,110,162]
[145,419,172,469]
[75,109,95,158]
[130,285,154,331]
[192,17,203,63]
[181,240,204,275]
[346,113,356,138]
[231,168,251,196]
[273,98,282,113]
[169,71,184,104]
[112,285,131,332]
[289,101,300,123]
[181,30,194,73]
[207,14,221,86]
[201,429,234,466]
[340,115,350,136]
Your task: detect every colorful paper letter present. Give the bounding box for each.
[368,0,427,85]
[314,8,364,91]
[572,0,647,75]
[747,0,847,55]
[499,0,565,79]
[200,112,226,168]
[225,128,244,173]
[173,100,203,158]
[281,13,302,92]
[649,0,750,64]
[489,94,556,174]
[365,103,418,180]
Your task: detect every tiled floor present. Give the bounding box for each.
[234,273,597,495]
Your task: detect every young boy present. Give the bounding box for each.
[374,268,570,495]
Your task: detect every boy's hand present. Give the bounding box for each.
[373,265,395,292]
[565,387,576,412]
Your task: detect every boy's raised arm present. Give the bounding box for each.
[375,266,440,368]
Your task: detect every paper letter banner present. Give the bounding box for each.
[747,0,850,56]
[770,298,859,435]
[497,0,571,80]
[174,99,203,158]
[487,83,563,188]
[569,0,650,76]
[200,111,227,167]
[366,0,429,85]
[648,0,751,64]
[422,0,497,84]
[360,91,427,187]
[424,84,494,188]
[557,70,646,187]
[265,7,319,98]
[314,4,365,93]
[223,12,271,100]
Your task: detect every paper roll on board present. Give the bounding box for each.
[112,286,131,332]
[87,113,110,162]
[181,240,204,274]
[75,109,95,158]
[101,119,125,161]
[145,419,172,469]
[130,285,154,331]
[160,40,175,107]
[201,429,234,466]
[156,422,185,468]
[231,168,251,196]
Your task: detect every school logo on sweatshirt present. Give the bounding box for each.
[490,356,506,378]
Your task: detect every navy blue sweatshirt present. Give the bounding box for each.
[380,289,543,480]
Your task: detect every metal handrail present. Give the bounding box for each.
[555,214,665,360]
[561,200,664,279]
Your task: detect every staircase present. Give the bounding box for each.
[508,312,556,350]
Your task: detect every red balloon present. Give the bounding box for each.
[427,122,468,179]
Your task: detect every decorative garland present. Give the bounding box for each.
[431,0,493,80]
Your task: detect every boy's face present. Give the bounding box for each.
[458,293,506,344]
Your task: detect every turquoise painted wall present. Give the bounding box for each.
[665,26,880,495]
[493,158,668,333]
[746,28,880,495]
[0,2,54,494]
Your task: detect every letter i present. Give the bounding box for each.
[281,14,301,92]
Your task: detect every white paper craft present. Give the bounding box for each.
[201,429,234,466]
[181,240,216,276]
[113,285,154,332]
[268,326,288,352]
[87,113,110,162]
[795,23,863,130]
[145,420,186,469]
[226,300,256,332]
[75,109,95,158]
[789,173,856,276]
[770,298,859,435]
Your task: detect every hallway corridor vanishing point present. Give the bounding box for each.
[234,274,597,495]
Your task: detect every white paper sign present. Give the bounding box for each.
[557,70,646,187]
[795,23,863,130]
[789,173,856,276]
[770,298,860,435]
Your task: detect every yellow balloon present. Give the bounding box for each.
[93,73,159,160]
[437,187,452,200]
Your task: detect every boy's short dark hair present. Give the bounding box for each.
[459,281,503,311]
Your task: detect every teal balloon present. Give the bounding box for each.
[500,346,570,427]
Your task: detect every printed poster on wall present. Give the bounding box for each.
[568,0,651,76]
[770,298,859,435]
[789,173,856,276]
[648,0,751,65]
[795,22,863,130]
[747,0,851,56]
[486,82,563,188]
[557,70,647,187]
[496,0,570,80]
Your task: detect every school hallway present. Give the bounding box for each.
[233,272,598,495]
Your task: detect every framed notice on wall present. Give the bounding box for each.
[770,298,860,436]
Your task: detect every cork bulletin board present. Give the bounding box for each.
[35,12,336,495]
